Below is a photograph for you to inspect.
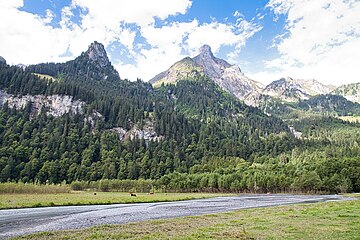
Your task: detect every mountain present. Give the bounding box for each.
[263,78,310,102]
[26,41,120,83]
[149,57,205,86]
[291,78,336,95]
[0,41,300,185]
[333,83,360,103]
[150,45,345,106]
[0,56,6,64]
[0,42,359,194]
[150,45,263,103]
[263,77,335,102]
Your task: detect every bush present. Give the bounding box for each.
[0,182,70,194]
[69,179,155,192]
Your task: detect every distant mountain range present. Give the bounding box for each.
[149,45,359,105]
[0,41,359,194]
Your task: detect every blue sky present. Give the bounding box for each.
[0,0,359,85]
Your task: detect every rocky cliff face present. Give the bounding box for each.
[150,45,262,102]
[78,41,120,81]
[85,41,112,69]
[0,90,84,117]
[110,120,164,143]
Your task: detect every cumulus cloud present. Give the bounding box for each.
[0,0,73,64]
[263,0,360,85]
[0,0,192,66]
[72,0,191,28]
[115,17,261,81]
[0,0,261,82]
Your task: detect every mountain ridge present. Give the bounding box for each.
[0,41,359,194]
[26,41,120,83]
[150,45,358,106]
[262,77,335,102]
[150,45,262,103]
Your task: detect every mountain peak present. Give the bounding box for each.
[0,56,6,64]
[197,44,214,59]
[263,76,337,102]
[150,44,261,102]
[85,41,110,68]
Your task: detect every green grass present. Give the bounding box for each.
[339,116,360,123]
[32,73,57,81]
[14,199,360,240]
[0,192,231,209]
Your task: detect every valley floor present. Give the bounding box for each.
[1,194,356,239]
[13,198,359,240]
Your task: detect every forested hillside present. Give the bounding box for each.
[0,43,359,193]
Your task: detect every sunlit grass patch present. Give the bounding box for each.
[0,191,231,209]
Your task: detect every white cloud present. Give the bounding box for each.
[233,11,244,18]
[114,18,261,81]
[117,28,137,51]
[186,22,240,54]
[0,0,73,64]
[0,0,192,65]
[247,71,283,86]
[72,0,192,28]
[0,0,22,9]
[40,9,55,24]
[263,0,360,85]
[0,0,261,82]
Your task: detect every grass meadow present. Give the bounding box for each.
[0,190,230,209]
[13,199,360,240]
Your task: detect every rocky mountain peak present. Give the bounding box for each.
[150,44,261,102]
[85,41,110,68]
[197,45,214,59]
[262,76,338,102]
[0,56,6,64]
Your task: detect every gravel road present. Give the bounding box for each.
[0,194,353,239]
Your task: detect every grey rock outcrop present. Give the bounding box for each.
[0,90,84,117]
[110,120,163,143]
[86,41,111,68]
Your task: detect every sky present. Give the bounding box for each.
[0,0,359,86]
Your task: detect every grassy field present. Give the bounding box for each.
[14,199,360,240]
[0,192,230,209]
[32,73,57,81]
[339,116,360,123]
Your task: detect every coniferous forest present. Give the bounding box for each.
[0,46,359,194]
